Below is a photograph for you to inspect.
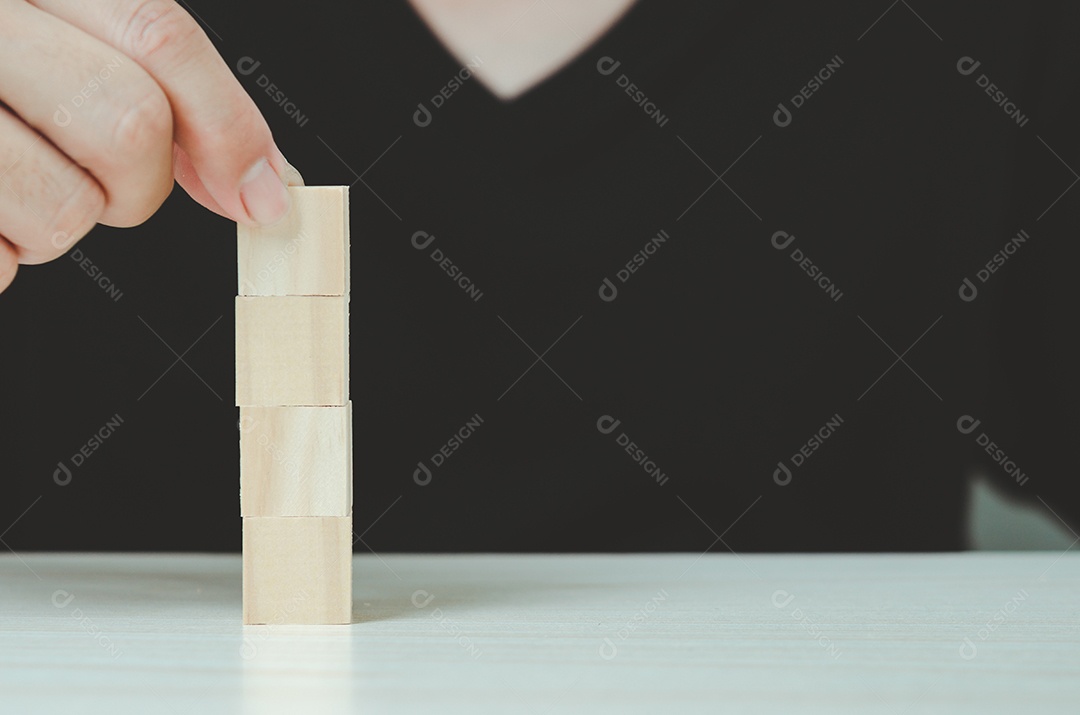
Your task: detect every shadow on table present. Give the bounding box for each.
[351,554,605,626]
[15,553,604,626]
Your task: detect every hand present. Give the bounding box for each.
[0,0,304,293]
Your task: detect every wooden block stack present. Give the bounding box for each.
[236,186,352,625]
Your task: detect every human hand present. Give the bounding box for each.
[0,0,303,293]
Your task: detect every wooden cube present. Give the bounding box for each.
[237,186,349,297]
[240,404,352,517]
[235,296,348,406]
[242,516,352,625]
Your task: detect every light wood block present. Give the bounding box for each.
[242,516,352,625]
[235,296,348,406]
[237,185,352,626]
[240,404,352,517]
[237,186,349,296]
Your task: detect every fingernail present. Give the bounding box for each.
[282,158,305,187]
[239,158,290,226]
[273,146,305,187]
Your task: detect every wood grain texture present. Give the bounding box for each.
[239,404,352,517]
[242,517,352,625]
[3,553,1078,713]
[237,186,349,296]
[235,296,348,406]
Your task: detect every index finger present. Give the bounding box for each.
[29,0,295,227]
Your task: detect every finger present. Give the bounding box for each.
[173,142,304,222]
[0,236,18,293]
[0,0,173,228]
[0,104,104,264]
[281,157,306,187]
[29,0,296,226]
[173,142,229,220]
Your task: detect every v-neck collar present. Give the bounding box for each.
[397,0,657,107]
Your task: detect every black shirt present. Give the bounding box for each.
[4,0,1078,552]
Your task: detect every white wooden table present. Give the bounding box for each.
[1,553,1077,714]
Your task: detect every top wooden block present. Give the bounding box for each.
[237,186,349,296]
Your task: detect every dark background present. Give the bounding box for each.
[2,1,1078,553]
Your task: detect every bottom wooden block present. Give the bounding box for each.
[242,516,352,625]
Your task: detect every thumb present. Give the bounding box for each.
[29,0,303,225]
[174,144,304,222]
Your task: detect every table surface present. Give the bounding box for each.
[0,552,1077,714]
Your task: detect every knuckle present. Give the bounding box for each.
[196,100,265,155]
[89,85,174,228]
[0,240,17,290]
[41,175,106,261]
[107,85,173,157]
[109,178,172,228]
[119,0,203,63]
